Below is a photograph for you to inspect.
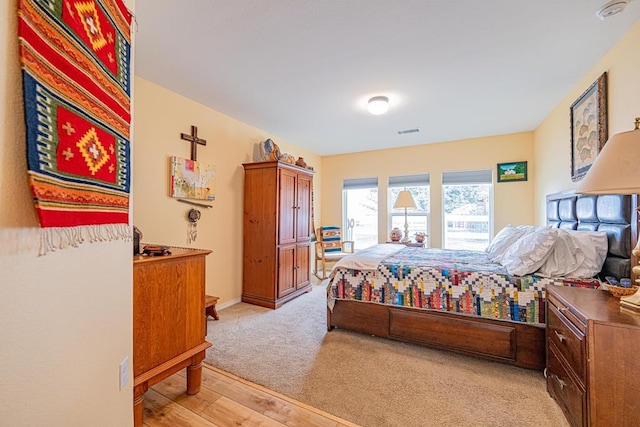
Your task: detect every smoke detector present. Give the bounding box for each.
[596,0,629,20]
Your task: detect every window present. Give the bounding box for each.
[442,170,492,251]
[388,174,430,245]
[343,178,378,250]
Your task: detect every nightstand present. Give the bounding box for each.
[386,241,425,248]
[546,285,640,426]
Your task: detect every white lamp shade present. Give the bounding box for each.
[367,96,389,115]
[393,190,417,209]
[576,128,640,195]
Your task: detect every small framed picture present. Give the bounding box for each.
[497,161,527,183]
[570,72,607,182]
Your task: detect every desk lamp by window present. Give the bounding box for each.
[576,117,640,310]
[393,190,417,243]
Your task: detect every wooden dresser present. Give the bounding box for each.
[546,285,640,427]
[242,161,313,308]
[133,247,212,427]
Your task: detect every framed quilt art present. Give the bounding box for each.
[570,72,608,182]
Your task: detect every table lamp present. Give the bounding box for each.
[576,117,640,310]
[393,190,417,243]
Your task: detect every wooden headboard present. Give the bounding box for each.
[546,190,638,281]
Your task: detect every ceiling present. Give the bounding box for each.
[134,1,640,156]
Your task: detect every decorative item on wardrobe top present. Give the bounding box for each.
[253,138,315,171]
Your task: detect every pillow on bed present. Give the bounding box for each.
[500,228,558,276]
[485,225,527,263]
[536,229,585,277]
[516,225,547,234]
[487,225,549,264]
[564,230,608,278]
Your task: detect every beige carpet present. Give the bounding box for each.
[204,283,569,427]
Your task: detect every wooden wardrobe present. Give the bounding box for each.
[242,161,313,308]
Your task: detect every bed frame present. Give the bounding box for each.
[327,191,637,371]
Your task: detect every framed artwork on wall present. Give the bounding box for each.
[170,156,216,201]
[570,72,608,182]
[497,161,528,183]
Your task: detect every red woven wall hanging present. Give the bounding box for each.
[18,0,133,253]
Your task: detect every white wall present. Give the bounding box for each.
[0,1,135,426]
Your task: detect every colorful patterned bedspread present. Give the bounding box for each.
[328,246,600,325]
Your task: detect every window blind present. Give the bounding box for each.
[442,170,492,185]
[388,174,430,188]
[343,177,378,189]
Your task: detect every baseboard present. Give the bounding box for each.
[217,297,241,311]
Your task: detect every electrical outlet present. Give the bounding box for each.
[119,356,129,390]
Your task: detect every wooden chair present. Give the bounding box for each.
[314,226,354,280]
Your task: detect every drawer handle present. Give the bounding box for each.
[543,368,548,378]
[558,306,568,312]
[554,330,567,343]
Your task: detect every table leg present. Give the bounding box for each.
[205,301,219,320]
[133,383,148,427]
[186,352,205,395]
[210,305,219,320]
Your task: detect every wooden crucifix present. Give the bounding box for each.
[180,125,207,161]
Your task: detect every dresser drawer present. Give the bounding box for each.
[547,344,586,427]
[547,302,586,382]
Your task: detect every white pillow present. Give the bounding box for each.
[516,225,548,235]
[500,228,558,276]
[564,230,608,278]
[536,229,585,277]
[485,225,527,263]
[487,225,550,264]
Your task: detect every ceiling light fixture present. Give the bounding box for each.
[596,0,628,20]
[367,96,389,115]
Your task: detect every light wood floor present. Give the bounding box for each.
[143,364,359,427]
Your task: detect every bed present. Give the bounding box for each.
[326,191,638,370]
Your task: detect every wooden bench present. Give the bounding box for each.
[205,295,219,320]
